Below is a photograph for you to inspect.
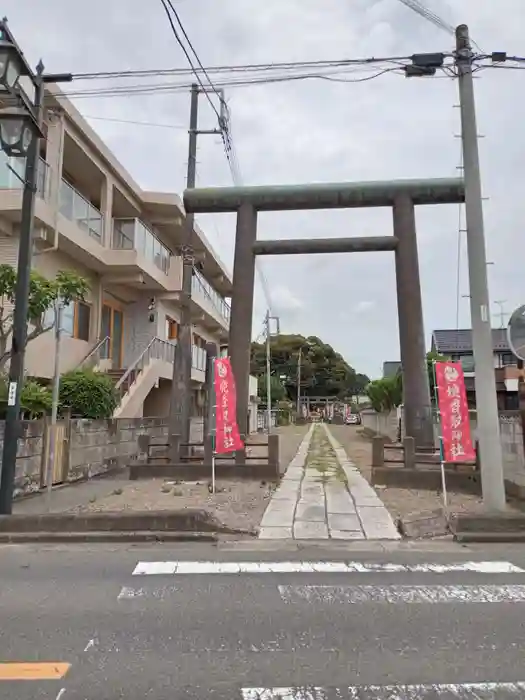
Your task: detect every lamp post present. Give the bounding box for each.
[0,19,71,514]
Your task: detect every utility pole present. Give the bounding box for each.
[169,84,225,456]
[296,346,302,417]
[169,83,198,455]
[456,24,506,511]
[46,299,62,510]
[263,311,279,433]
[265,311,272,433]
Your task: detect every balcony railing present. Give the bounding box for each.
[192,268,231,324]
[112,218,171,274]
[60,179,103,243]
[0,153,49,199]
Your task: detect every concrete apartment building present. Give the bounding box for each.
[0,83,244,421]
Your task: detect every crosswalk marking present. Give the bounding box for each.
[278,584,525,604]
[131,560,524,576]
[241,683,525,699]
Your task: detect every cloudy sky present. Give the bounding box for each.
[5,0,525,378]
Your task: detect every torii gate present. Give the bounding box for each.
[183,177,465,455]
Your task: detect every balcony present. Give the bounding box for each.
[0,153,50,199]
[192,268,231,325]
[113,218,171,275]
[192,344,207,372]
[60,179,103,243]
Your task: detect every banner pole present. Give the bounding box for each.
[434,361,448,515]
[210,357,217,495]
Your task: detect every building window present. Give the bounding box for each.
[75,301,91,341]
[501,353,516,367]
[166,317,178,340]
[43,300,91,341]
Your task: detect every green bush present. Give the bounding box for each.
[59,369,119,419]
[0,376,52,419]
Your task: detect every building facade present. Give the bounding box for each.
[430,328,521,410]
[0,84,236,419]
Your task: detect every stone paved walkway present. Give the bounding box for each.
[258,423,400,540]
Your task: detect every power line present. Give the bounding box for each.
[71,55,419,81]
[83,114,187,129]
[158,0,221,122]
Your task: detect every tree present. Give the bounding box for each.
[250,334,368,402]
[366,351,451,412]
[426,350,450,403]
[257,373,286,405]
[365,373,403,412]
[0,266,89,371]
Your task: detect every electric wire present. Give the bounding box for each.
[156,0,275,316]
[71,55,419,81]
[158,0,221,122]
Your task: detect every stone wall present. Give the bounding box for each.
[0,416,170,499]
[67,417,168,483]
[361,407,525,495]
[0,420,46,498]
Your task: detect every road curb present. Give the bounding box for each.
[454,531,525,543]
[0,531,227,543]
[0,509,256,538]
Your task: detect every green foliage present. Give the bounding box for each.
[0,265,89,370]
[257,373,287,405]
[365,373,403,412]
[251,334,369,402]
[426,350,450,402]
[59,369,118,419]
[366,351,451,412]
[0,376,52,419]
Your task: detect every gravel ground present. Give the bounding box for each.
[48,424,312,534]
[70,478,276,533]
[328,424,488,521]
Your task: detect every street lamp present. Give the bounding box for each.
[0,107,41,157]
[0,36,29,91]
[0,19,71,515]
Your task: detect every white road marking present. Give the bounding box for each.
[278,584,525,604]
[55,690,67,700]
[242,683,525,699]
[83,638,96,652]
[118,585,180,600]
[131,560,524,576]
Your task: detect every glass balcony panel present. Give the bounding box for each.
[192,345,206,372]
[112,219,134,249]
[60,179,104,243]
[112,217,171,274]
[192,269,231,323]
[0,153,49,198]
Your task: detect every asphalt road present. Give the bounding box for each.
[2,541,525,699]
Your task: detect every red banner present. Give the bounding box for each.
[213,357,244,455]
[435,361,476,463]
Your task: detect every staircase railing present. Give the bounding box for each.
[115,337,176,399]
[76,336,110,370]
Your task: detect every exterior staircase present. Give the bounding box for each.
[77,336,207,418]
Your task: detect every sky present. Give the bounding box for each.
[4,0,525,378]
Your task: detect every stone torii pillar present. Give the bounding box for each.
[229,203,257,461]
[393,194,434,446]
